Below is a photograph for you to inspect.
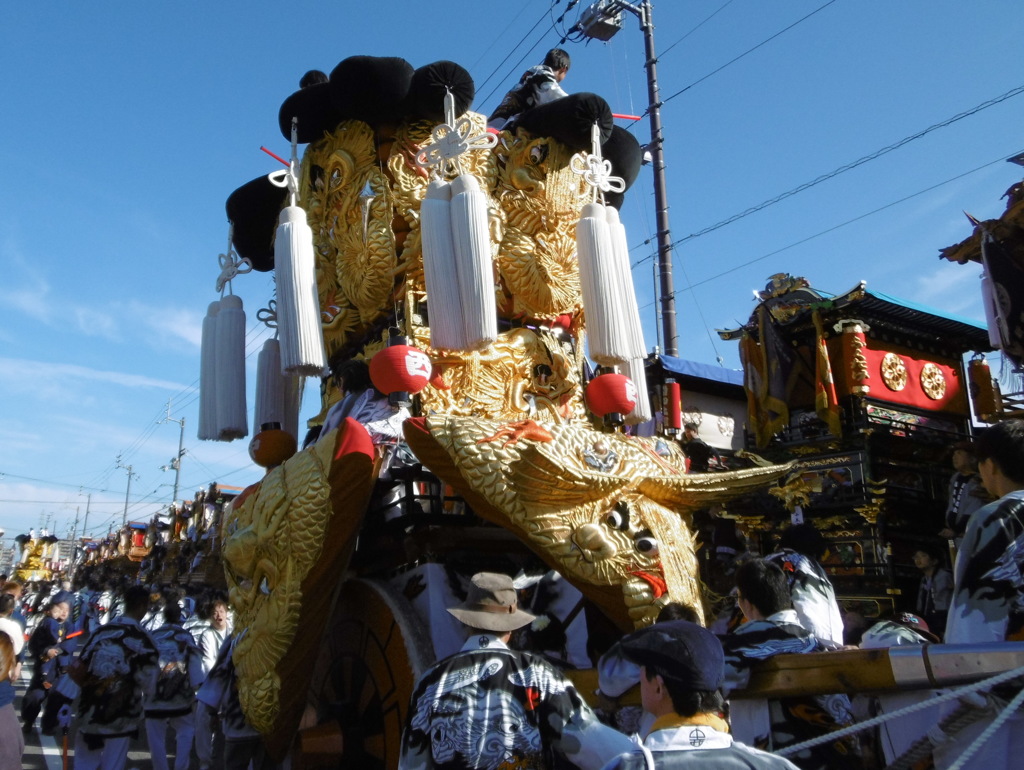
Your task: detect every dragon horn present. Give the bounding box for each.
[637,462,796,514]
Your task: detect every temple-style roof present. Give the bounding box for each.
[717,276,991,355]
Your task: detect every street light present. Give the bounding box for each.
[578,0,678,357]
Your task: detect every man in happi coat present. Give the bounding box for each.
[400,571,630,769]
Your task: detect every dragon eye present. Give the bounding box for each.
[606,510,624,529]
[606,501,630,530]
[529,144,548,164]
[636,537,659,556]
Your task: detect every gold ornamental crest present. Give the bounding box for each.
[880,353,908,392]
[920,363,947,400]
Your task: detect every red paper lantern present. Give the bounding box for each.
[586,373,637,417]
[666,381,682,430]
[369,345,432,395]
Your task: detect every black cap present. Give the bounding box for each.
[619,620,724,691]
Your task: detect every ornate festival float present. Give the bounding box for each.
[188,50,1024,768]
[195,55,795,765]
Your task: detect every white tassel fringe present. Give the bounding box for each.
[577,202,630,366]
[255,338,284,431]
[275,205,327,375]
[606,206,647,360]
[450,174,498,350]
[421,180,463,350]
[623,357,652,425]
[214,294,248,441]
[198,301,219,441]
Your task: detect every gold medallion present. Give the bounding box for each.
[880,352,908,391]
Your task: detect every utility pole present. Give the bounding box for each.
[161,400,186,504]
[117,459,137,528]
[578,0,678,356]
[81,492,92,541]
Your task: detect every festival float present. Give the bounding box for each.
[178,51,1024,769]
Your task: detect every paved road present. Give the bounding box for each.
[14,667,178,770]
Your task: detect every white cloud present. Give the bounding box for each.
[910,263,984,319]
[0,357,187,391]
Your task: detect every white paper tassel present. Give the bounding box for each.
[255,338,284,430]
[282,373,303,443]
[421,180,463,350]
[214,294,248,441]
[275,205,327,375]
[623,357,653,425]
[577,202,630,366]
[980,269,1002,350]
[450,174,498,350]
[606,206,647,360]
[198,301,220,441]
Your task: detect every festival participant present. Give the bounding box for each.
[145,602,205,770]
[0,632,24,768]
[195,595,230,770]
[938,439,986,550]
[934,421,1024,770]
[400,571,630,769]
[681,422,717,472]
[720,559,856,770]
[488,48,571,129]
[600,619,799,769]
[20,596,70,735]
[765,523,844,648]
[0,594,22,658]
[912,543,953,635]
[318,358,408,445]
[71,584,160,770]
[1,581,27,631]
[947,420,1024,643]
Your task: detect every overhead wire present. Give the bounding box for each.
[636,151,1013,313]
[657,0,738,60]
[630,81,1024,265]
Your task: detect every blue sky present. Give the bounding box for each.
[1,1,1021,544]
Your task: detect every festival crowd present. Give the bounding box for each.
[1,420,1022,770]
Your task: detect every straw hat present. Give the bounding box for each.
[447,572,536,633]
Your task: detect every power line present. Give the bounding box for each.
[637,151,1011,311]
[476,1,561,96]
[659,0,839,109]
[657,0,738,60]
[630,82,1024,265]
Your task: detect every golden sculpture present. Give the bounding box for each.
[221,434,337,732]
[405,415,793,629]
[493,128,589,320]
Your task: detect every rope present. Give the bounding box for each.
[885,695,997,770]
[774,663,1024,757]
[945,685,1024,770]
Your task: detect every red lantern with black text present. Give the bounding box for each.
[370,345,432,395]
[586,373,637,417]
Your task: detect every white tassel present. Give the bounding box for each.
[980,269,1002,350]
[623,357,653,425]
[606,206,647,360]
[214,294,248,441]
[275,205,327,375]
[576,202,630,366]
[450,174,498,350]
[421,180,463,350]
[255,338,284,431]
[198,301,219,441]
[282,373,303,443]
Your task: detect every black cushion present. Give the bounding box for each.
[226,175,287,273]
[516,92,613,152]
[329,56,415,126]
[406,60,475,122]
[601,125,643,209]
[277,82,344,143]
